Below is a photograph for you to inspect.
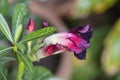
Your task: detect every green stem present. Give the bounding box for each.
[13,46,25,80]
[17,61,25,80]
[27,41,31,54]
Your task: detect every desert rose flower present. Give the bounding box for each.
[37,25,92,60]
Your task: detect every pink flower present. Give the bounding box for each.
[27,18,35,33]
[37,25,92,60]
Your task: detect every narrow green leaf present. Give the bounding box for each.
[0,13,13,43]
[0,57,16,63]
[20,27,56,43]
[0,63,7,80]
[14,24,23,43]
[0,31,6,39]
[23,66,52,80]
[17,51,33,72]
[12,3,27,43]
[0,47,13,55]
[0,72,7,80]
[16,43,26,53]
[0,69,7,80]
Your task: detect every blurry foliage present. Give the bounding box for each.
[0,48,15,80]
[88,26,111,65]
[0,0,9,17]
[102,18,120,76]
[75,0,118,18]
[72,63,99,80]
[0,31,6,40]
[0,62,8,80]
[23,66,52,80]
[115,72,120,80]
[9,66,53,80]
[0,0,42,28]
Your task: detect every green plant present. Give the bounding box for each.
[0,3,56,80]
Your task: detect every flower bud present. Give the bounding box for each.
[27,18,34,33]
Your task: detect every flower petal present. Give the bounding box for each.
[79,25,90,33]
[36,44,65,59]
[74,50,86,60]
[44,32,89,53]
[66,34,90,54]
[43,44,63,56]
[70,25,93,42]
[79,25,93,42]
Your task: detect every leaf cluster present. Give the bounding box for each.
[0,3,56,79]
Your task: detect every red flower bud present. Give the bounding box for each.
[27,18,34,33]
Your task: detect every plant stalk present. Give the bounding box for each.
[13,46,25,80]
[17,61,25,80]
[27,41,31,55]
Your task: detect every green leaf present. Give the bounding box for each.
[17,51,33,72]
[0,47,13,55]
[0,63,7,80]
[14,24,23,43]
[0,31,6,39]
[0,13,13,43]
[23,66,52,80]
[0,0,9,17]
[12,3,27,43]
[0,71,7,80]
[16,43,26,53]
[20,27,56,43]
[0,57,16,64]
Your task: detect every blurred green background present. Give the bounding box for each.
[0,0,120,80]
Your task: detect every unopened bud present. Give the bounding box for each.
[27,18,34,33]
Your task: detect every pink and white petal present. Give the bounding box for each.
[36,44,66,59]
[44,32,89,54]
[44,33,74,46]
[43,44,63,56]
[36,49,65,59]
